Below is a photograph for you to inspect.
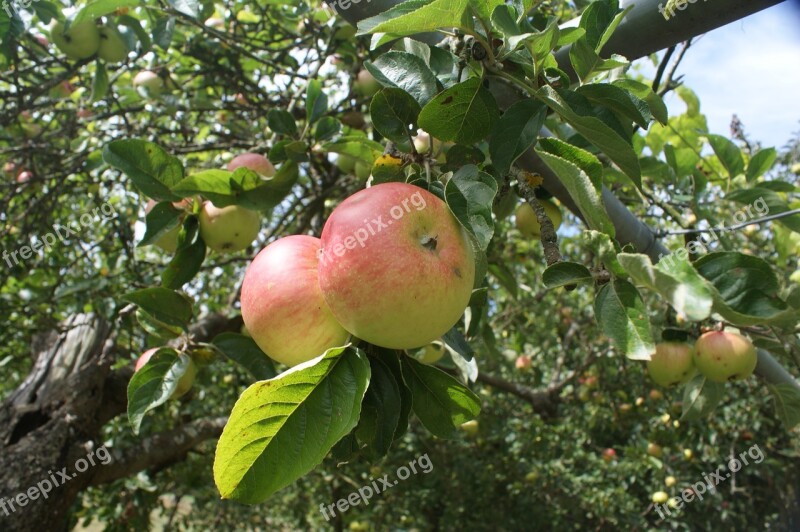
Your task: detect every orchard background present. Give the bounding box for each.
[1,0,800,530]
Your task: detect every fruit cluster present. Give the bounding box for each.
[240,182,476,367]
[50,18,130,63]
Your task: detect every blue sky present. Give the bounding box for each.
[635,1,800,151]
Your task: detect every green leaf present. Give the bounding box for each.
[681,375,725,421]
[418,77,500,146]
[366,51,439,106]
[536,86,641,185]
[444,165,498,251]
[358,0,472,38]
[135,308,182,341]
[543,261,593,289]
[268,109,299,137]
[212,333,276,381]
[746,148,777,181]
[374,348,413,441]
[152,16,175,50]
[370,88,421,144]
[72,0,141,25]
[489,99,547,176]
[213,347,369,503]
[442,326,475,363]
[122,287,193,329]
[103,140,184,201]
[169,0,199,18]
[619,252,713,322]
[576,83,652,128]
[579,0,620,50]
[706,134,744,179]
[127,349,193,434]
[355,356,402,459]
[582,230,626,277]
[768,383,800,429]
[612,79,668,124]
[314,116,341,142]
[306,79,328,125]
[91,62,109,103]
[594,279,655,360]
[140,201,183,247]
[401,356,481,439]
[535,138,615,235]
[117,14,151,53]
[357,0,433,35]
[162,236,206,289]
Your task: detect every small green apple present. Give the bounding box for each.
[693,331,757,382]
[199,201,261,253]
[50,19,101,60]
[647,442,663,458]
[460,419,479,436]
[648,342,696,387]
[651,491,669,504]
[354,160,371,180]
[97,25,129,63]
[417,342,445,364]
[354,69,380,97]
[336,154,357,174]
[665,476,677,488]
[515,200,563,237]
[133,70,165,98]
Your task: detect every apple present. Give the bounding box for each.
[97,25,129,63]
[135,348,197,399]
[647,442,663,458]
[354,160,371,180]
[34,35,49,48]
[354,69,380,97]
[417,342,445,364]
[240,236,348,366]
[651,491,669,504]
[647,342,696,387]
[50,19,101,60]
[204,17,226,29]
[601,448,616,463]
[515,200,563,237]
[336,154,357,174]
[133,70,165,97]
[683,449,693,460]
[524,471,539,483]
[515,355,532,371]
[460,419,479,435]
[228,152,275,177]
[318,183,476,349]
[16,171,33,184]
[340,111,366,130]
[77,108,93,119]
[648,389,664,401]
[3,162,17,176]
[617,403,633,414]
[199,202,261,253]
[693,331,757,382]
[51,80,75,99]
[665,476,677,488]
[791,269,800,284]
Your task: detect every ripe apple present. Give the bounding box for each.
[460,419,479,435]
[228,152,275,177]
[417,342,445,364]
[515,355,532,371]
[198,202,261,253]
[693,331,757,382]
[647,442,663,458]
[515,200,563,237]
[651,491,669,504]
[354,69,380,97]
[647,342,696,387]
[135,348,197,399]
[3,162,17,176]
[601,448,616,463]
[318,182,476,349]
[50,19,101,60]
[649,389,664,401]
[241,235,349,366]
[97,25,129,63]
[16,171,33,184]
[133,70,165,97]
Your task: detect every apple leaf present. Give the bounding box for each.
[594,279,655,360]
[418,77,501,146]
[355,356,403,460]
[365,51,439,107]
[306,79,328,125]
[542,261,594,289]
[617,252,713,322]
[726,187,800,233]
[323,136,385,166]
[103,139,185,202]
[122,287,194,330]
[91,62,109,103]
[680,375,726,422]
[706,134,745,179]
[161,234,206,289]
[135,308,183,341]
[139,201,183,248]
[445,165,498,251]
[127,349,193,435]
[768,383,800,429]
[576,84,652,129]
[370,88,421,144]
[746,148,777,181]
[72,0,141,25]
[489,99,547,176]
[400,356,481,439]
[268,109,299,137]
[442,326,475,363]
[213,347,370,504]
[212,333,277,381]
[357,0,472,37]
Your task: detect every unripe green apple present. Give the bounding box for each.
[652,491,669,504]
[665,476,677,487]
[417,342,445,364]
[354,160,371,180]
[515,200,562,237]
[693,331,757,382]
[646,442,663,458]
[790,269,800,284]
[336,154,357,174]
[97,25,129,63]
[133,70,165,97]
[228,152,275,177]
[241,235,349,366]
[199,202,261,253]
[460,419,479,435]
[647,342,696,387]
[354,69,380,97]
[50,20,101,60]
[135,348,197,399]
[318,183,476,350]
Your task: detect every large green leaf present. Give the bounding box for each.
[370,88,421,144]
[543,261,594,289]
[366,51,439,106]
[139,201,184,248]
[122,287,194,329]
[726,187,800,233]
[768,382,800,429]
[418,77,500,145]
[355,356,403,460]
[127,349,193,434]
[72,0,141,24]
[358,0,473,37]
[489,99,547,176]
[103,140,185,201]
[707,134,744,179]
[444,165,497,251]
[213,347,369,504]
[594,279,655,360]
